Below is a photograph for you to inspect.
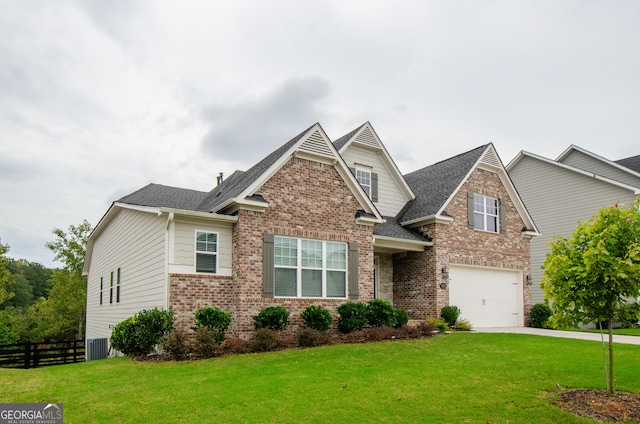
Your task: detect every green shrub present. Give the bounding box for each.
[427,317,448,333]
[297,328,332,348]
[366,299,397,327]
[194,306,231,343]
[454,319,472,331]
[253,306,290,331]
[616,302,640,328]
[393,307,409,328]
[336,302,369,333]
[110,308,175,356]
[440,305,461,328]
[530,303,553,328]
[162,330,191,360]
[250,329,278,352]
[300,305,333,332]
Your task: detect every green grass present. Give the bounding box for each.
[581,327,640,336]
[2,333,639,423]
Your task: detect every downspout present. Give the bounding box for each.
[163,212,175,310]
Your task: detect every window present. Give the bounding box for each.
[196,231,218,273]
[355,167,372,197]
[274,236,347,298]
[99,277,103,305]
[116,268,121,303]
[473,194,499,232]
[109,272,114,304]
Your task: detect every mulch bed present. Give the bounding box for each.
[556,389,640,423]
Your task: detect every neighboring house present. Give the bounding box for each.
[507,145,640,305]
[84,122,539,348]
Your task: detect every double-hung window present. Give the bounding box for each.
[355,167,372,197]
[473,194,499,232]
[196,231,218,273]
[274,236,347,298]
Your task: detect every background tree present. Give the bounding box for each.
[34,220,92,341]
[542,199,640,394]
[0,241,14,306]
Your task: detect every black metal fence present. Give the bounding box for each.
[0,339,85,369]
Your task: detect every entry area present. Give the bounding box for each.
[449,265,523,327]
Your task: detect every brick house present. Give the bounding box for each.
[83,122,539,345]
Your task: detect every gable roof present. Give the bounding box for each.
[401,145,487,224]
[507,150,640,195]
[556,145,640,182]
[333,121,415,202]
[616,154,640,173]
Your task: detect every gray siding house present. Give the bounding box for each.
[507,145,640,305]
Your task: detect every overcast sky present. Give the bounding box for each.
[1,0,639,268]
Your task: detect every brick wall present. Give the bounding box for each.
[393,168,532,322]
[231,157,374,337]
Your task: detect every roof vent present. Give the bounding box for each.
[216,172,224,187]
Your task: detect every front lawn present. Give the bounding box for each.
[1,333,639,423]
[582,327,640,337]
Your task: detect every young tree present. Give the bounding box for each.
[542,200,640,394]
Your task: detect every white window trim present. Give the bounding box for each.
[355,166,372,197]
[274,236,347,298]
[194,230,219,274]
[473,194,499,233]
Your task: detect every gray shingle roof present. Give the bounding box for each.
[117,183,208,210]
[196,123,316,212]
[400,145,488,223]
[616,154,640,173]
[373,216,432,242]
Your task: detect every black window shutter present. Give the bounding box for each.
[262,233,275,298]
[348,242,359,299]
[467,191,475,229]
[371,173,378,202]
[499,198,507,234]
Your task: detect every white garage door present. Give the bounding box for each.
[449,265,522,327]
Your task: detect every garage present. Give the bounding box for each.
[449,265,523,327]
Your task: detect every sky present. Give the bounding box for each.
[1,0,639,268]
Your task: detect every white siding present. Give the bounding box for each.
[559,150,640,187]
[340,145,410,216]
[509,155,637,304]
[170,217,233,275]
[86,209,167,341]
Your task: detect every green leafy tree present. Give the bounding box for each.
[0,241,14,306]
[542,200,640,394]
[33,220,92,341]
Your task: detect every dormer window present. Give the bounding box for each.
[356,166,372,197]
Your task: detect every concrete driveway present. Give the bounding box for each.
[474,327,640,345]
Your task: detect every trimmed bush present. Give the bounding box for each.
[191,327,219,359]
[163,329,190,360]
[110,308,175,356]
[253,306,290,331]
[297,328,332,348]
[427,317,449,333]
[440,305,461,328]
[367,299,397,327]
[300,305,333,332]
[194,306,231,343]
[530,303,553,328]
[250,329,278,352]
[336,302,369,333]
[393,308,409,328]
